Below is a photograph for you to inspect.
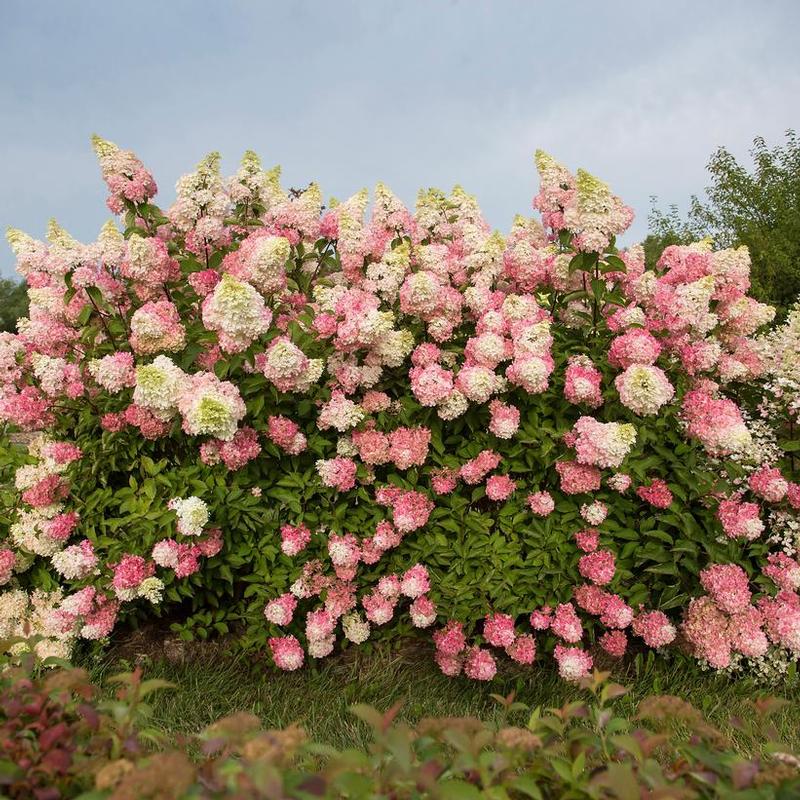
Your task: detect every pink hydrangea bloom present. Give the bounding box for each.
[564,355,603,408]
[488,399,520,439]
[555,461,601,495]
[578,550,616,586]
[551,602,582,642]
[553,645,593,681]
[636,478,673,509]
[270,635,305,670]
[280,524,312,557]
[483,612,516,647]
[506,633,536,664]
[699,564,752,615]
[464,647,497,680]
[527,491,555,517]
[574,529,599,553]
[409,595,437,628]
[631,610,677,648]
[433,620,466,656]
[748,465,788,503]
[599,630,628,657]
[717,496,763,540]
[400,564,430,598]
[486,474,516,501]
[266,415,307,455]
[264,593,297,626]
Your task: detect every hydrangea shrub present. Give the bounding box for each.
[1,138,799,681]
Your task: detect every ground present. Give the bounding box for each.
[85,630,800,754]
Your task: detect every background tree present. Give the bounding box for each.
[0,278,28,332]
[647,130,800,313]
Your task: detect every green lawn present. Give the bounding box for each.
[85,637,800,754]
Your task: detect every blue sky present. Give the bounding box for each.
[1,0,799,278]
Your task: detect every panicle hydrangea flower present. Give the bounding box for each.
[527,491,555,517]
[342,611,371,643]
[764,553,800,592]
[699,564,752,615]
[631,610,677,648]
[88,352,136,393]
[555,461,601,495]
[483,612,516,647]
[316,457,357,491]
[608,329,662,369]
[129,300,186,355]
[121,235,178,285]
[485,474,516,501]
[636,478,673,509]
[133,355,185,420]
[488,399,520,438]
[607,473,632,493]
[388,426,431,469]
[200,427,261,470]
[201,273,272,353]
[598,594,634,629]
[51,540,97,581]
[385,489,434,533]
[615,364,674,416]
[0,550,16,586]
[280,524,312,557]
[681,385,752,457]
[551,602,582,642]
[257,336,323,394]
[578,550,615,585]
[681,596,733,669]
[464,646,497,680]
[580,501,608,526]
[433,620,467,657]
[176,372,246,441]
[553,645,593,682]
[91,135,157,213]
[459,450,502,485]
[409,362,454,406]
[266,415,308,455]
[563,355,603,408]
[264,593,297,626]
[227,232,291,295]
[168,496,209,537]
[317,390,365,432]
[409,595,437,628]
[327,533,361,571]
[748,465,789,503]
[574,528,599,553]
[600,630,628,657]
[400,564,430,598]
[362,590,395,624]
[351,428,390,465]
[270,635,304,670]
[505,633,536,664]
[571,416,636,469]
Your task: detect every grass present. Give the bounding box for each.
[84,637,800,754]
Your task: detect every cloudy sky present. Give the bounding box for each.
[1,0,798,277]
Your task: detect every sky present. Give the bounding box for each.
[1,0,799,278]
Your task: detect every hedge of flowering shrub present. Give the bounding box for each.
[1,137,799,682]
[1,649,799,799]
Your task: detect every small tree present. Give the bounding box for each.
[0,278,28,332]
[649,130,800,313]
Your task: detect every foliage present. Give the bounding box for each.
[0,278,28,333]
[649,130,800,313]
[0,138,798,684]
[1,649,799,799]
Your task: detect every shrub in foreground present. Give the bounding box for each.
[0,138,799,681]
[0,649,798,799]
